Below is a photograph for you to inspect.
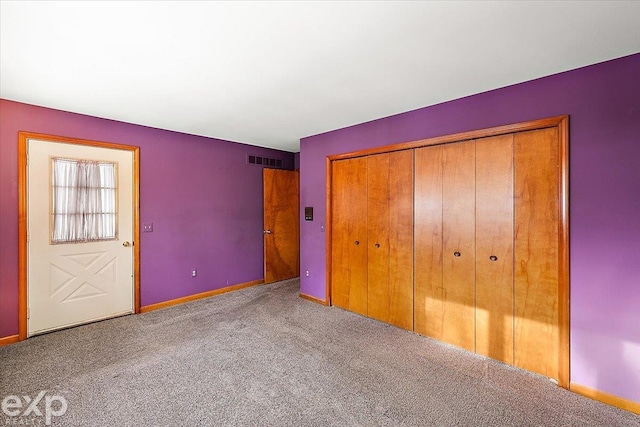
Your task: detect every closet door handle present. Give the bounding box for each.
[374,243,380,248]
[489,255,498,261]
[354,240,360,245]
[453,251,461,257]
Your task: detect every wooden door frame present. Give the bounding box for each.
[325,115,569,388]
[17,131,141,341]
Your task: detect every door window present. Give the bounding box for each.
[51,157,118,244]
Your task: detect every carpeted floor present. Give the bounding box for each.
[1,278,638,426]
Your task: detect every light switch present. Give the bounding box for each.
[143,223,153,232]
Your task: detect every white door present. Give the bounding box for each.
[27,138,134,336]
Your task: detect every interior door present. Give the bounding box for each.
[27,139,135,336]
[367,151,413,330]
[263,168,299,283]
[366,153,391,323]
[514,127,560,379]
[330,158,368,315]
[475,134,514,364]
[414,145,444,339]
[442,140,476,352]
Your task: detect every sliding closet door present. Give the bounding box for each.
[441,141,476,352]
[414,145,444,338]
[475,134,514,364]
[331,157,368,316]
[367,151,414,330]
[514,128,560,379]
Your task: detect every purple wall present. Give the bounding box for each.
[300,54,640,402]
[0,100,294,337]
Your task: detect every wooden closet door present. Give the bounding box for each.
[367,153,390,323]
[442,141,476,352]
[475,134,514,364]
[331,157,368,316]
[514,128,560,379]
[414,145,444,338]
[387,150,414,330]
[367,151,413,330]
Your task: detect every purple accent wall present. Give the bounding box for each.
[0,100,294,337]
[300,54,640,402]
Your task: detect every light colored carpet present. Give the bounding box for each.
[1,278,638,426]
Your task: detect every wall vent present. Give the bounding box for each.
[247,154,284,169]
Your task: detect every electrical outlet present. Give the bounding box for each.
[143,223,153,232]
[192,269,197,278]
[305,270,310,277]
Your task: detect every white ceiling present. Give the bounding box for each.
[1,1,639,153]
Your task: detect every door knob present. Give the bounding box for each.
[490,255,498,261]
[354,240,360,245]
[123,241,131,247]
[263,230,272,234]
[454,251,461,257]
[375,243,380,248]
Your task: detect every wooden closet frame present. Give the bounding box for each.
[325,115,569,388]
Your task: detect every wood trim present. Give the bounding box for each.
[299,292,329,306]
[571,382,640,415]
[328,115,568,161]
[140,279,265,313]
[263,168,268,281]
[17,131,141,341]
[133,146,141,313]
[325,156,333,305]
[557,116,570,389]
[325,115,570,388]
[20,131,141,152]
[18,134,28,340]
[0,335,20,347]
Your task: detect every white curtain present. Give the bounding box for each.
[52,158,117,243]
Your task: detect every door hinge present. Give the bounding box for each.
[27,308,30,319]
